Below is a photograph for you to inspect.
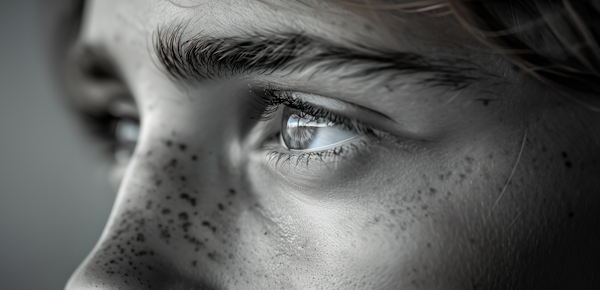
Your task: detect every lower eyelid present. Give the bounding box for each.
[263,136,371,169]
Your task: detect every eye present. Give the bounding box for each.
[281,106,359,151]
[77,98,140,165]
[106,99,140,165]
[113,117,140,164]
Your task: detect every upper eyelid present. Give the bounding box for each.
[280,91,397,124]
[271,90,406,137]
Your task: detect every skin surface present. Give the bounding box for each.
[64,0,600,289]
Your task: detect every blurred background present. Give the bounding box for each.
[0,0,114,289]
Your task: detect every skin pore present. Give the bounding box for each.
[63,0,600,289]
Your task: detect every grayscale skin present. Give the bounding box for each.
[62,0,600,289]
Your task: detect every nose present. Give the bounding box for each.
[65,128,244,289]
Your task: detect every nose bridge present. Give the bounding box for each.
[66,128,236,289]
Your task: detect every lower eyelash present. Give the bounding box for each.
[264,138,371,170]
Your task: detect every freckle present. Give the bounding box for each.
[179,144,187,151]
[178,212,189,220]
[429,188,437,195]
[191,155,197,161]
[165,140,172,147]
[229,188,236,195]
[565,161,572,168]
[561,151,568,158]
[161,208,171,215]
[207,252,216,261]
[568,212,575,218]
[170,159,178,166]
[202,221,217,233]
[218,203,224,211]
[191,260,197,267]
[166,195,171,200]
[181,176,186,182]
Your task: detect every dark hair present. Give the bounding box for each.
[452,0,600,110]
[329,0,600,110]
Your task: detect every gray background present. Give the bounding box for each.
[0,0,114,289]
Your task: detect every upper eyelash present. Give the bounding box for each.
[249,86,378,138]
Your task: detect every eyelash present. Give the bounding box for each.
[251,86,383,167]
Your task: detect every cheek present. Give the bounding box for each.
[243,138,515,288]
[238,123,592,289]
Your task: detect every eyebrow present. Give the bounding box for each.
[153,23,485,90]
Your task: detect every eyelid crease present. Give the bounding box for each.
[283,90,399,125]
[270,87,415,139]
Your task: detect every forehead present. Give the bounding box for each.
[81,0,480,56]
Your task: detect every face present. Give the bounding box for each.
[63,0,600,289]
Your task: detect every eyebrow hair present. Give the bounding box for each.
[153,22,486,90]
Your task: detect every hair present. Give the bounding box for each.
[326,0,600,110]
